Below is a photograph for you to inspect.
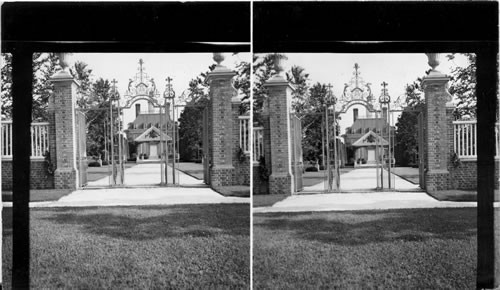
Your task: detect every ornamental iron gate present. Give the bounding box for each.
[374,109,395,190]
[76,110,88,188]
[418,111,426,190]
[202,105,211,185]
[290,114,303,192]
[76,104,125,188]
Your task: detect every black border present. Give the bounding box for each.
[253,1,498,53]
[2,2,251,52]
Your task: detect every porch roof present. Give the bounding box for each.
[352,130,388,147]
[134,126,171,143]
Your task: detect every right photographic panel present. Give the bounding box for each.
[252,2,498,289]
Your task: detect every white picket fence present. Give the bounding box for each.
[1,121,50,159]
[453,120,500,159]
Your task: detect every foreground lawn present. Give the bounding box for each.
[254,207,481,289]
[214,185,250,197]
[3,204,250,289]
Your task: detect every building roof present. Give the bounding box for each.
[352,130,388,147]
[349,118,388,131]
[130,113,171,126]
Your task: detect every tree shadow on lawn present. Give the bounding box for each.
[3,204,249,241]
[255,208,477,246]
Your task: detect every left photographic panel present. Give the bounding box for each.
[1,2,251,289]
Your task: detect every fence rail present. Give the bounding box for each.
[1,121,50,159]
[453,120,499,158]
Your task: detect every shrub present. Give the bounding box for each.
[319,165,325,170]
[88,161,101,167]
[305,166,319,172]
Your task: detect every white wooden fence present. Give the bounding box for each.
[1,121,50,159]
[453,120,500,158]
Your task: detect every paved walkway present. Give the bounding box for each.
[16,187,248,207]
[3,163,248,207]
[302,167,420,192]
[87,163,204,187]
[255,168,494,213]
[253,192,486,213]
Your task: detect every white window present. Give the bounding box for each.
[239,116,250,153]
[253,127,264,162]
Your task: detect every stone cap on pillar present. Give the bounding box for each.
[50,70,80,86]
[263,74,295,91]
[207,53,236,81]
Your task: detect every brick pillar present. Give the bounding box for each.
[49,70,80,190]
[422,66,453,192]
[264,75,295,195]
[446,102,457,189]
[207,63,237,187]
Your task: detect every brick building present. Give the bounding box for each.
[121,59,175,161]
[337,63,400,166]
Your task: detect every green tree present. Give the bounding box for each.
[395,80,425,166]
[253,53,287,120]
[70,61,93,109]
[1,53,61,121]
[286,65,310,115]
[233,59,250,114]
[301,82,340,163]
[447,53,476,119]
[32,53,61,121]
[178,66,213,161]
[85,78,114,158]
[1,53,12,120]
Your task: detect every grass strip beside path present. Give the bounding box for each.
[2,189,72,202]
[214,186,250,197]
[253,194,290,207]
[175,162,204,180]
[254,207,482,289]
[3,204,250,289]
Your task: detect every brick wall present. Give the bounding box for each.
[449,160,500,190]
[2,160,54,190]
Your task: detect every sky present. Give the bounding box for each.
[262,53,469,102]
[69,52,468,107]
[68,52,250,102]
